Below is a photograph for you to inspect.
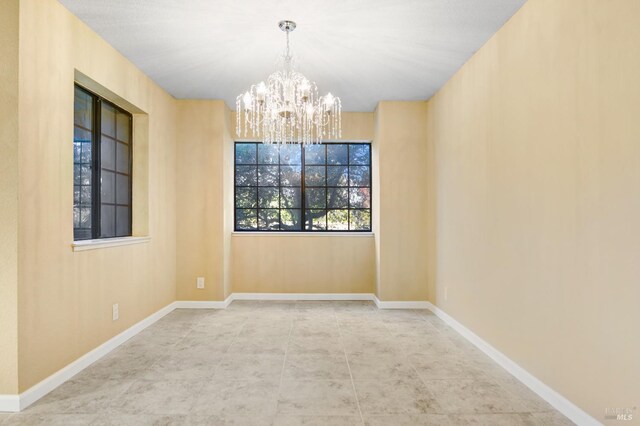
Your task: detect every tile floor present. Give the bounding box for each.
[2,301,574,425]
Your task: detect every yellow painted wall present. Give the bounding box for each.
[16,0,177,391]
[341,112,375,141]
[223,107,235,298]
[427,0,640,419]
[374,102,430,301]
[0,0,20,395]
[175,100,228,301]
[232,235,375,294]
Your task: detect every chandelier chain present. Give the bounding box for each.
[285,30,290,61]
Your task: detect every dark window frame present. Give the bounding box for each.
[234,142,372,232]
[73,84,133,241]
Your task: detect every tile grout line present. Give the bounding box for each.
[417,312,552,415]
[274,304,295,419]
[377,309,452,418]
[409,311,543,418]
[14,303,566,423]
[335,309,366,426]
[148,311,243,414]
[386,310,433,387]
[213,308,250,395]
[22,313,203,416]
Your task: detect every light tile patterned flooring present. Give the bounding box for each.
[2,301,574,425]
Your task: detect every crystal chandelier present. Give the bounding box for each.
[236,20,342,145]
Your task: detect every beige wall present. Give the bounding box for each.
[232,235,375,294]
[16,0,177,391]
[374,102,430,301]
[427,0,640,419]
[223,107,235,298]
[0,0,20,395]
[335,112,375,142]
[175,100,228,301]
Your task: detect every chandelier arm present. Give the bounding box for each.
[236,20,341,145]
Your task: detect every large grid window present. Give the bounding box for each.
[235,142,371,232]
[73,85,133,240]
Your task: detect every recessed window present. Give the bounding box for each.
[235,142,371,232]
[73,84,133,240]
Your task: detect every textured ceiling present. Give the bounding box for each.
[58,0,526,111]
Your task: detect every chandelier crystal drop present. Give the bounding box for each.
[236,20,342,145]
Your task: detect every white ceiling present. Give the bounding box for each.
[58,0,526,111]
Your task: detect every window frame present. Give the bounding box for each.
[73,84,133,241]
[233,141,372,233]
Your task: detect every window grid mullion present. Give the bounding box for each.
[347,144,351,230]
[91,96,102,239]
[324,144,328,229]
[255,144,259,229]
[234,142,370,232]
[301,144,306,230]
[278,146,282,230]
[369,144,372,231]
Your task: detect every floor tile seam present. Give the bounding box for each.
[25,381,143,416]
[335,311,366,426]
[278,378,358,383]
[414,373,494,382]
[274,316,295,416]
[118,329,201,381]
[400,376,539,417]
[420,376,519,385]
[53,371,142,415]
[477,376,557,413]
[137,332,187,372]
[404,354,432,386]
[222,318,251,354]
[17,408,102,416]
[358,407,535,416]
[106,377,209,416]
[403,369,470,406]
[445,409,537,415]
[418,314,448,335]
[186,320,249,334]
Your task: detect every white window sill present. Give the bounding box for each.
[232,232,374,237]
[72,236,151,252]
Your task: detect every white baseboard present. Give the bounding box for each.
[373,296,431,309]
[230,293,433,309]
[231,292,375,301]
[0,395,19,413]
[174,294,233,309]
[427,303,599,426]
[0,302,176,413]
[15,302,177,412]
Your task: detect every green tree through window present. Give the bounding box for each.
[235,143,371,231]
[73,85,133,240]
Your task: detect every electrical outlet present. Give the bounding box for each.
[197,277,205,289]
[112,303,119,321]
[444,286,448,302]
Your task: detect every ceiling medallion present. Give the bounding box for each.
[236,20,342,144]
